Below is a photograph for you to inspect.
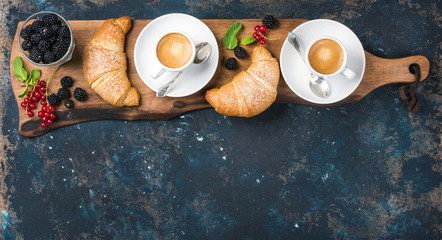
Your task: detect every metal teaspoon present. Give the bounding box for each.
[156,42,212,98]
[287,32,330,98]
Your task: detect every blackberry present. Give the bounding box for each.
[37,40,50,52]
[54,52,65,61]
[59,26,70,37]
[224,58,237,70]
[39,26,52,39]
[47,93,60,106]
[29,49,43,63]
[57,87,70,99]
[20,27,32,40]
[25,24,34,32]
[50,23,61,33]
[61,76,73,88]
[31,20,45,32]
[57,36,70,48]
[43,51,54,63]
[30,46,38,53]
[262,15,277,29]
[21,40,33,51]
[234,47,247,59]
[73,88,87,101]
[52,42,67,58]
[30,33,42,44]
[42,14,59,25]
[47,35,57,44]
[64,99,74,109]
[60,44,69,53]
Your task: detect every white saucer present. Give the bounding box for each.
[280,19,366,104]
[134,13,219,97]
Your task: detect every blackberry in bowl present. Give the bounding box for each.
[18,11,75,66]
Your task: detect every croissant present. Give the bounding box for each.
[205,46,280,117]
[83,16,140,106]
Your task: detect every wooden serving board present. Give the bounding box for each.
[10,19,429,137]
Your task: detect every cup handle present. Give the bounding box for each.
[149,64,166,79]
[342,67,356,79]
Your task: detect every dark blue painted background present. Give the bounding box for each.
[0,0,441,239]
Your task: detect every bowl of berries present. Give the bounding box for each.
[18,11,75,66]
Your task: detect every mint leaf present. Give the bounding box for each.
[240,36,257,46]
[29,69,41,86]
[13,56,27,82]
[223,22,242,50]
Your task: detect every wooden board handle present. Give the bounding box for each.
[276,52,430,105]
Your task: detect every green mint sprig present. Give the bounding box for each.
[13,56,41,98]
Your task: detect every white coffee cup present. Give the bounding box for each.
[305,36,355,79]
[150,31,196,79]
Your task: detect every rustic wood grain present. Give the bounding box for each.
[9,19,430,137]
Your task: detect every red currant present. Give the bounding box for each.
[26,93,31,98]
[41,95,46,101]
[260,39,266,45]
[254,25,260,32]
[34,92,41,99]
[253,32,259,40]
[29,103,36,109]
[260,31,266,36]
[24,98,31,103]
[42,106,48,112]
[40,101,46,106]
[48,105,55,112]
[41,122,47,128]
[31,96,38,102]
[38,111,44,118]
[47,119,53,125]
[42,116,48,122]
[256,35,262,41]
[40,81,46,86]
[40,87,46,93]
[36,84,42,89]
[259,25,267,32]
[27,111,34,117]
[21,102,27,108]
[44,112,50,118]
[49,113,56,120]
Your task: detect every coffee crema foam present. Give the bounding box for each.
[157,33,193,69]
[308,39,344,75]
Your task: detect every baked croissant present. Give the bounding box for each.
[83,16,140,106]
[205,46,280,117]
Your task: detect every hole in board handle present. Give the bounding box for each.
[409,63,419,74]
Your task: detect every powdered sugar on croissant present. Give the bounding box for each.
[205,46,280,117]
[83,16,140,106]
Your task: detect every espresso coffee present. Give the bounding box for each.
[308,39,344,75]
[157,33,193,69]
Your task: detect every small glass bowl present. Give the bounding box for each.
[18,11,75,67]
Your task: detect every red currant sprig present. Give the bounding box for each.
[38,104,56,128]
[20,79,46,117]
[19,78,56,128]
[37,67,61,128]
[252,25,279,45]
